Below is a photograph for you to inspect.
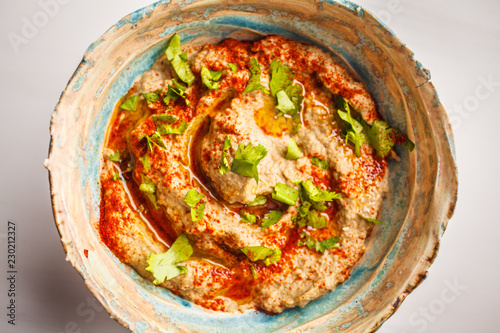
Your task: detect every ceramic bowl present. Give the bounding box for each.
[46,0,458,331]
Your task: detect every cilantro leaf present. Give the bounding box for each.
[241,246,281,266]
[121,94,140,111]
[165,33,195,86]
[163,79,190,106]
[219,135,231,175]
[261,210,282,230]
[243,58,269,95]
[292,202,327,229]
[140,132,167,152]
[231,143,268,184]
[361,120,396,158]
[143,92,160,104]
[297,232,341,253]
[139,153,150,172]
[272,183,299,206]
[112,172,120,181]
[310,157,329,170]
[275,90,295,115]
[286,137,303,160]
[269,59,294,97]
[241,211,257,225]
[153,114,188,135]
[145,233,193,285]
[184,189,205,222]
[269,59,303,122]
[108,151,121,162]
[201,66,223,90]
[300,180,341,202]
[336,98,366,156]
[359,214,387,225]
[228,63,238,73]
[247,195,267,207]
[139,174,158,209]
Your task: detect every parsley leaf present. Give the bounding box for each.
[261,210,282,230]
[153,114,188,135]
[121,94,140,111]
[231,143,268,184]
[247,195,267,207]
[139,153,150,172]
[299,180,342,202]
[139,174,158,209]
[361,119,415,158]
[241,246,281,266]
[184,189,206,222]
[108,151,121,162]
[219,135,231,175]
[297,232,341,253]
[163,79,190,106]
[269,59,303,122]
[310,157,329,170]
[286,137,303,160]
[228,63,238,73]
[140,132,167,152]
[165,33,195,86]
[201,66,223,90]
[145,233,193,285]
[143,92,160,104]
[272,183,299,206]
[112,172,120,181]
[337,99,366,157]
[243,58,269,95]
[359,214,387,225]
[275,90,295,115]
[241,211,257,225]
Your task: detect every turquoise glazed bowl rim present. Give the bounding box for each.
[47,0,458,332]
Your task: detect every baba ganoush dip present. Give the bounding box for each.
[98,34,413,313]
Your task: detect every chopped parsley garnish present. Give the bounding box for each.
[201,66,223,90]
[272,183,299,206]
[243,58,269,95]
[219,135,231,175]
[231,143,268,184]
[247,195,267,207]
[241,246,281,266]
[228,63,238,73]
[310,157,329,170]
[153,114,188,135]
[297,232,341,253]
[145,233,193,285]
[108,151,121,162]
[164,79,190,106]
[120,94,140,111]
[359,214,387,225]
[337,98,366,157]
[139,174,158,209]
[335,96,415,158]
[139,153,150,172]
[299,180,342,203]
[269,59,303,122]
[261,210,282,230]
[165,33,195,86]
[286,137,303,160]
[143,92,160,104]
[241,211,257,225]
[139,132,167,152]
[112,172,120,181]
[184,189,206,222]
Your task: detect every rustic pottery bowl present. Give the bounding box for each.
[46,0,458,332]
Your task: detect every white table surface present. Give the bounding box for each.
[0,0,498,332]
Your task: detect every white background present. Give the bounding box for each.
[0,0,499,332]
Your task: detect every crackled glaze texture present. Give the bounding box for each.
[46,0,457,332]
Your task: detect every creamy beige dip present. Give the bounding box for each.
[99,35,388,313]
